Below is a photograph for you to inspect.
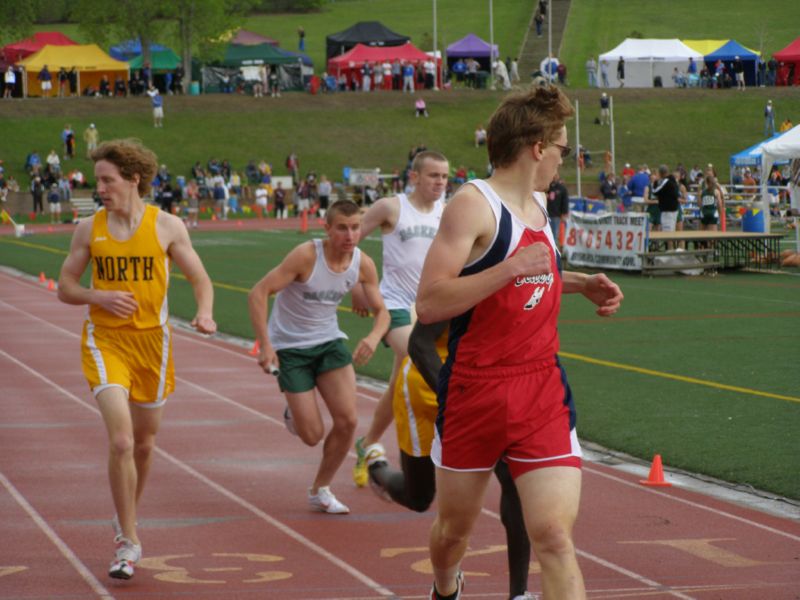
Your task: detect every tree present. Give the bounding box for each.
[166,0,256,92]
[0,0,39,45]
[71,0,165,76]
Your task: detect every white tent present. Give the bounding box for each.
[599,39,703,88]
[760,125,800,244]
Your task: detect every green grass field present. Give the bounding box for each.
[2,230,799,500]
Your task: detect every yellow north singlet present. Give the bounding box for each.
[88,204,170,329]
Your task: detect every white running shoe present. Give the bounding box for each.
[283,405,298,436]
[108,535,142,580]
[512,593,537,600]
[308,486,350,514]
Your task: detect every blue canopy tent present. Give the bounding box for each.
[705,40,759,87]
[729,132,789,182]
[110,39,169,62]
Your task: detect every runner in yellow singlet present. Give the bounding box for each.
[58,139,216,580]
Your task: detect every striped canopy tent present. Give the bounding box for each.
[18,44,129,97]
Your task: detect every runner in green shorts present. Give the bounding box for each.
[248,200,389,514]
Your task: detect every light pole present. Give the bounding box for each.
[489,0,495,90]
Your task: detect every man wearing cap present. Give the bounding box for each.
[83,124,99,158]
[733,56,745,91]
[764,100,775,136]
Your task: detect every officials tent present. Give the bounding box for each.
[326,21,410,62]
[2,31,76,63]
[599,38,703,87]
[705,40,760,86]
[761,126,800,217]
[774,36,800,86]
[446,33,498,71]
[17,44,129,97]
[682,39,727,55]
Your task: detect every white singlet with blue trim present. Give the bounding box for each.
[379,193,444,310]
[268,239,361,350]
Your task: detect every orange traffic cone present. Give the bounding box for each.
[47,278,56,291]
[300,209,308,234]
[248,340,260,356]
[640,454,672,487]
[39,272,46,283]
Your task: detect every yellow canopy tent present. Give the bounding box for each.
[681,40,728,55]
[17,44,129,97]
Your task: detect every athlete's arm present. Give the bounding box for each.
[248,242,314,372]
[358,196,399,241]
[57,217,139,318]
[160,214,216,334]
[352,254,390,365]
[408,320,448,391]
[416,187,552,324]
[562,271,623,317]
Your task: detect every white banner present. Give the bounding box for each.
[563,212,648,271]
[348,169,380,187]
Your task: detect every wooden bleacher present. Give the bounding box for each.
[643,230,785,273]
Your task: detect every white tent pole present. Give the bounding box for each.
[575,99,581,198]
[547,1,552,62]
[489,0,495,89]
[610,95,616,177]
[433,0,439,91]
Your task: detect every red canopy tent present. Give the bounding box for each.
[2,31,77,63]
[774,37,800,86]
[326,42,441,88]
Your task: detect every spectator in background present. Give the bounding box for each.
[621,162,635,180]
[147,85,164,128]
[599,92,610,125]
[273,180,287,219]
[185,179,200,227]
[47,183,61,224]
[474,124,487,147]
[58,67,69,98]
[733,56,745,91]
[318,174,332,217]
[585,56,597,87]
[547,173,570,248]
[414,97,428,118]
[556,61,568,86]
[83,124,99,158]
[494,59,511,90]
[652,165,680,234]
[46,149,61,176]
[601,173,618,210]
[4,66,16,99]
[99,75,111,97]
[114,76,127,97]
[616,56,625,87]
[402,61,415,92]
[534,9,544,37]
[600,59,609,87]
[38,64,53,98]
[779,118,793,133]
[68,67,78,96]
[298,26,305,51]
[31,176,45,214]
[62,124,76,160]
[764,100,775,136]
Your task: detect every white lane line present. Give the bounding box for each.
[0,471,115,600]
[583,466,800,542]
[0,347,397,598]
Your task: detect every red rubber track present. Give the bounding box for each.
[1,270,798,599]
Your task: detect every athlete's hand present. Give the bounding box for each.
[352,337,377,366]
[350,282,371,317]
[582,273,623,317]
[257,344,280,375]
[191,314,217,334]
[511,242,552,277]
[95,290,138,318]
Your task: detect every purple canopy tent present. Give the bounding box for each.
[446,33,498,71]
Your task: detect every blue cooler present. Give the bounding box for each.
[742,208,766,233]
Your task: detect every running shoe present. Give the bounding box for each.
[308,486,350,514]
[512,593,537,600]
[283,405,298,436]
[352,436,368,487]
[108,535,141,580]
[430,570,464,599]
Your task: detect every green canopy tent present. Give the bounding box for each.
[128,48,181,71]
[203,43,312,92]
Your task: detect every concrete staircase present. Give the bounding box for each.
[517,0,571,80]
